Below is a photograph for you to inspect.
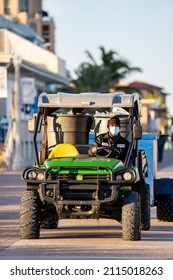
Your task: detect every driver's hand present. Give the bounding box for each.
[91,146,97,154]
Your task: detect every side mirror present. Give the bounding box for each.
[134,124,142,140]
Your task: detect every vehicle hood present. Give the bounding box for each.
[44,157,123,171]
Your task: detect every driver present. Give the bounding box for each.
[88,116,129,161]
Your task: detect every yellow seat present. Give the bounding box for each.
[48,143,79,158]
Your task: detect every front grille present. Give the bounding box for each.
[49,173,111,181]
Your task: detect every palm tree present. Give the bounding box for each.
[74,62,111,93]
[73,46,142,92]
[99,46,141,82]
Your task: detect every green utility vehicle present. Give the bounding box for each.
[20,92,149,241]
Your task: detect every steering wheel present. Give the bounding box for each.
[96,146,120,158]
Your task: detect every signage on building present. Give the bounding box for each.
[20,77,36,104]
[0,67,7,98]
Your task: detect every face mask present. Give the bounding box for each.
[109,126,119,136]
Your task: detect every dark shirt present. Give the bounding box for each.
[88,131,129,161]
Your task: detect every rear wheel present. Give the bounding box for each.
[122,191,141,241]
[140,181,151,230]
[19,191,40,239]
[157,194,173,221]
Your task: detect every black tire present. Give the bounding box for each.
[157,194,173,221]
[19,191,40,239]
[140,182,151,230]
[41,212,59,229]
[122,191,141,241]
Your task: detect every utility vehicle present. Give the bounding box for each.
[20,92,150,241]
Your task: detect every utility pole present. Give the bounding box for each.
[12,54,24,170]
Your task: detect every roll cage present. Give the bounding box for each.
[31,92,142,167]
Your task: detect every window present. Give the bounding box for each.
[4,0,10,14]
[42,25,50,36]
[19,0,28,12]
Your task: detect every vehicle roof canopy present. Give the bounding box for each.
[38,92,140,109]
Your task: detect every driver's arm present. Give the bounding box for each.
[88,145,97,156]
[88,135,102,156]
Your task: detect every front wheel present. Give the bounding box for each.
[19,191,40,239]
[122,191,141,241]
[41,209,59,229]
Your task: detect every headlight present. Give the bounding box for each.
[123,172,132,180]
[28,170,37,180]
[27,170,44,180]
[37,173,44,180]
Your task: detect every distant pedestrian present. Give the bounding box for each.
[158,132,167,162]
[0,115,8,142]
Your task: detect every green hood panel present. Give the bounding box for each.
[44,157,123,173]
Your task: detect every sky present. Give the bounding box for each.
[43,0,173,114]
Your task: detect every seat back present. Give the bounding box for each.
[48,143,79,158]
[119,115,131,142]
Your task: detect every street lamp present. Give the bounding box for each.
[12,54,24,170]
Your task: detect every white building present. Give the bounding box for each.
[0,15,70,169]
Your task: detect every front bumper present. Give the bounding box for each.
[22,165,139,218]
